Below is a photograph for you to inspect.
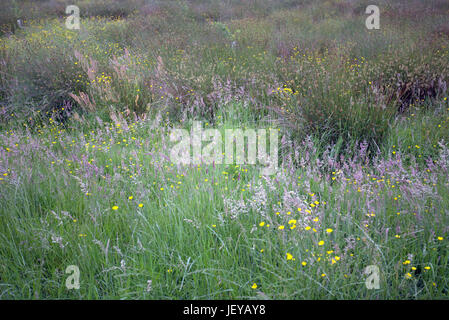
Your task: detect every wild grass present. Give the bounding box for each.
[0,0,448,299]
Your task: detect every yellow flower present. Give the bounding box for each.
[288,219,297,225]
[128,196,133,200]
[318,240,324,246]
[437,236,444,241]
[259,222,265,227]
[278,225,285,230]
[326,228,333,233]
[424,266,431,270]
[301,261,307,266]
[112,206,118,210]
[286,253,293,260]
[403,260,411,265]
[251,283,257,289]
[138,203,143,208]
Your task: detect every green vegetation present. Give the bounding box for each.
[0,0,448,299]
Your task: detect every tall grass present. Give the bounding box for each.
[0,0,448,299]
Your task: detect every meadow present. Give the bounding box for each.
[0,0,449,299]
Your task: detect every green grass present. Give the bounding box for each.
[1,0,449,299]
[1,115,449,299]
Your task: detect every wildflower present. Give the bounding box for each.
[286,253,294,260]
[403,260,411,265]
[138,203,143,208]
[437,237,444,241]
[251,283,258,289]
[112,206,118,210]
[278,225,285,230]
[424,266,431,270]
[259,222,265,227]
[128,196,133,200]
[326,228,333,233]
[318,240,324,246]
[301,261,307,266]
